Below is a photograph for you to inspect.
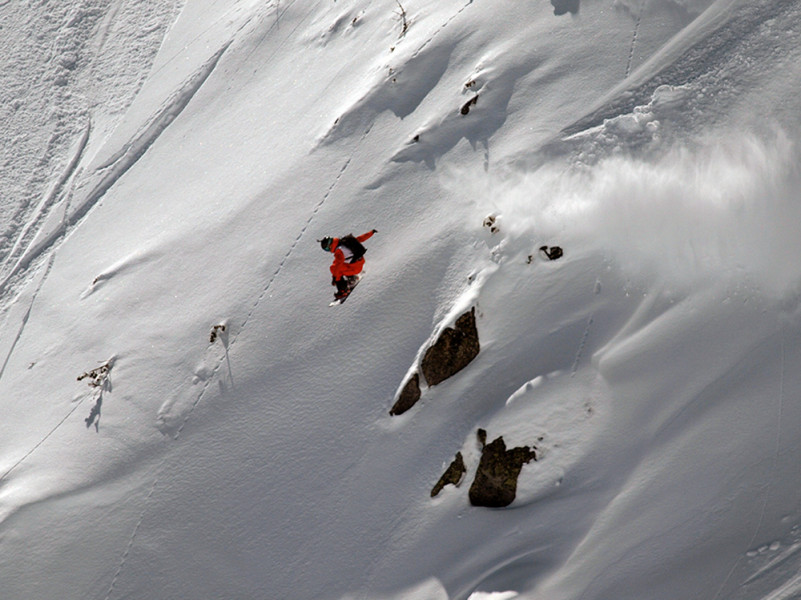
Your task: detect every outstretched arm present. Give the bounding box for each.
[356,229,377,243]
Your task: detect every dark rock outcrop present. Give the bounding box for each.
[551,0,580,16]
[469,429,537,508]
[431,452,467,497]
[539,245,563,260]
[390,373,421,416]
[421,308,480,386]
[460,95,478,115]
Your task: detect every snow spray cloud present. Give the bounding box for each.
[449,129,801,298]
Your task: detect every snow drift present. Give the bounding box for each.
[2,1,801,599]
[456,127,801,297]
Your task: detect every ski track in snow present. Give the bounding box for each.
[0,38,232,497]
[0,121,90,283]
[5,0,801,598]
[141,1,250,82]
[712,328,788,600]
[0,0,181,285]
[746,542,801,587]
[0,254,59,484]
[0,42,230,307]
[240,0,302,66]
[104,116,374,598]
[0,3,236,527]
[0,255,56,385]
[173,145,364,441]
[761,572,801,600]
[95,42,231,171]
[4,3,315,591]
[103,462,162,600]
[570,315,594,377]
[624,1,644,78]
[410,0,475,60]
[0,399,86,485]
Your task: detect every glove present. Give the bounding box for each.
[372,228,378,233]
[332,276,338,286]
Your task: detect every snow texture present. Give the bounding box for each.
[2,0,801,599]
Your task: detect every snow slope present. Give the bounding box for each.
[2,0,801,598]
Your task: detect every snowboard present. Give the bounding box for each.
[329,273,363,306]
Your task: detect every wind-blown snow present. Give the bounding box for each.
[1,1,801,599]
[457,128,801,297]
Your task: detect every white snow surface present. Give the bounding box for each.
[2,0,801,598]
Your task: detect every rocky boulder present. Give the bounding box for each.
[421,307,480,386]
[431,452,467,497]
[389,373,421,416]
[468,429,537,508]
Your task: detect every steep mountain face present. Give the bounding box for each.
[1,1,801,599]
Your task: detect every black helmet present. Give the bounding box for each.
[320,237,334,251]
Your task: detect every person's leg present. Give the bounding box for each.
[335,277,350,297]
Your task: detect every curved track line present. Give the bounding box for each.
[0,121,90,281]
[241,0,301,65]
[0,43,230,301]
[173,149,360,441]
[712,329,786,600]
[570,316,593,377]
[0,258,84,485]
[410,0,475,60]
[146,0,261,81]
[0,397,87,486]
[0,34,233,588]
[0,254,56,385]
[103,467,162,600]
[624,1,644,79]
[103,120,373,599]
[105,4,379,593]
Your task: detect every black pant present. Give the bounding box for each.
[335,278,350,293]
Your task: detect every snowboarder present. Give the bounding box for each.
[319,229,376,303]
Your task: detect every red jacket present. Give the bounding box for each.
[330,230,375,279]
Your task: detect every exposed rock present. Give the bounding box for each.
[460,95,478,115]
[469,429,537,508]
[483,214,499,234]
[551,0,580,16]
[431,452,466,497]
[539,245,563,260]
[390,372,421,416]
[209,323,226,343]
[421,308,480,386]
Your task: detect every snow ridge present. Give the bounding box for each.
[3,1,801,599]
[0,122,90,287]
[0,42,230,308]
[115,96,376,597]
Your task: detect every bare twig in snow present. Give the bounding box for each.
[395,0,408,38]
